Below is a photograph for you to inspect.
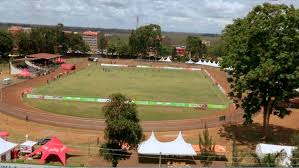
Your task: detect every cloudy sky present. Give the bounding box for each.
[0,0,298,33]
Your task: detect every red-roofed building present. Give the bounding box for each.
[82,31,99,52]
[176,46,185,56]
[8,26,31,35]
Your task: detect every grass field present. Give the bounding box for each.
[26,64,229,120]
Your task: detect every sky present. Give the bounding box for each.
[0,0,299,34]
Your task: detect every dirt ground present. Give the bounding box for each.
[0,58,242,131]
[1,58,298,167]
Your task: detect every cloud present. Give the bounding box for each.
[0,0,298,33]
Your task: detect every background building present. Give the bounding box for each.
[8,26,31,35]
[82,31,99,52]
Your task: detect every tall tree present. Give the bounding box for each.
[116,41,129,58]
[185,36,204,60]
[128,24,162,59]
[207,40,226,58]
[107,43,117,57]
[158,45,171,57]
[100,93,143,167]
[0,31,13,60]
[221,3,299,132]
[98,35,108,54]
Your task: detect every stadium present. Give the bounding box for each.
[0,57,242,131]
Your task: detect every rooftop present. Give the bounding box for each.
[27,53,62,59]
[83,31,99,36]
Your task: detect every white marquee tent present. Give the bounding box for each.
[0,138,18,161]
[185,59,194,64]
[164,56,172,62]
[138,131,196,156]
[194,60,220,67]
[158,57,165,62]
[256,143,296,166]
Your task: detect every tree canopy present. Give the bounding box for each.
[100,93,143,167]
[221,3,299,130]
[129,24,162,58]
[15,24,89,55]
[0,31,13,59]
[185,36,206,60]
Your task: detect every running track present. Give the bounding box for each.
[0,60,243,131]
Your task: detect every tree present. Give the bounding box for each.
[185,36,205,60]
[116,41,129,58]
[0,31,13,60]
[241,152,284,167]
[128,24,162,59]
[207,40,226,58]
[198,124,216,167]
[107,43,117,57]
[221,3,299,132]
[100,93,143,167]
[159,45,171,57]
[15,31,33,55]
[98,35,108,53]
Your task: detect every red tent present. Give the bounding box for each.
[18,68,31,78]
[0,131,9,140]
[26,137,73,165]
[61,64,75,71]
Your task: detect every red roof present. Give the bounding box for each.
[26,137,73,165]
[83,31,98,36]
[27,53,62,59]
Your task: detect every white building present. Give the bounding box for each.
[82,31,99,52]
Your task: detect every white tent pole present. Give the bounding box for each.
[159,152,162,168]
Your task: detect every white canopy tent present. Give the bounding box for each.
[138,131,196,156]
[164,56,172,62]
[255,143,296,166]
[158,57,165,62]
[185,59,194,64]
[195,60,220,67]
[0,138,17,161]
[20,140,37,153]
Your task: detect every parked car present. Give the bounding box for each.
[37,136,51,145]
[88,57,95,61]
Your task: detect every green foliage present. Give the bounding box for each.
[198,125,216,166]
[0,31,13,59]
[101,93,143,167]
[185,36,205,60]
[116,41,129,57]
[242,152,284,167]
[207,40,225,58]
[221,3,299,128]
[159,45,171,57]
[98,35,108,52]
[129,24,162,58]
[231,136,241,167]
[15,24,89,55]
[107,43,117,56]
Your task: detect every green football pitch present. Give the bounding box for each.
[25,64,229,121]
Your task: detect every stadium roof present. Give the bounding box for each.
[27,53,62,59]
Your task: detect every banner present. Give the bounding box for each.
[26,94,227,109]
[101,64,202,71]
